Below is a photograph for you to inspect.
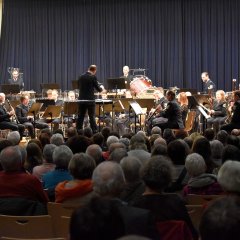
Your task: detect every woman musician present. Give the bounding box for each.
[177,92,189,126]
[206,90,227,133]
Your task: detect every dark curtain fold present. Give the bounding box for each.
[0,0,239,92]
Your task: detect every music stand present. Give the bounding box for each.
[129,101,144,133]
[40,83,60,91]
[187,96,199,109]
[63,101,79,126]
[107,78,128,98]
[27,103,43,137]
[1,84,20,94]
[36,99,55,111]
[42,105,62,132]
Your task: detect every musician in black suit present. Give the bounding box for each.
[153,90,184,131]
[221,90,240,133]
[0,93,25,137]
[15,95,49,138]
[207,90,227,133]
[122,65,133,81]
[77,65,104,133]
[8,68,24,90]
[201,72,216,94]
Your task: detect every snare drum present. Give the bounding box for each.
[130,76,152,95]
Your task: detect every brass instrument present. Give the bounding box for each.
[5,99,19,124]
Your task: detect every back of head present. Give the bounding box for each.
[151,126,162,135]
[218,160,240,194]
[106,135,119,149]
[185,153,206,177]
[7,131,20,145]
[109,148,128,163]
[92,161,125,198]
[43,144,57,163]
[69,153,96,180]
[83,127,93,138]
[129,134,147,151]
[0,146,22,171]
[70,197,125,240]
[151,144,167,157]
[120,156,142,183]
[86,144,103,165]
[216,130,228,145]
[67,127,78,138]
[222,145,240,163]
[109,142,126,154]
[140,155,174,192]
[199,196,240,240]
[226,135,239,148]
[210,140,224,160]
[153,137,167,147]
[53,145,73,169]
[50,133,65,146]
[92,132,104,146]
[167,139,189,165]
[204,128,215,141]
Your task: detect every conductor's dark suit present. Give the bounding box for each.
[77,71,102,132]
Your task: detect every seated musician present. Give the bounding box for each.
[15,95,49,138]
[151,90,184,131]
[221,90,240,133]
[122,65,133,81]
[0,93,25,138]
[177,92,189,126]
[46,89,63,131]
[206,90,227,133]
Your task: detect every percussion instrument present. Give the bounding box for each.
[130,75,152,95]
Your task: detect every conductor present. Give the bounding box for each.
[77,65,104,133]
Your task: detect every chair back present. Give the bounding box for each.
[156,220,193,240]
[47,202,75,238]
[0,215,54,238]
[186,204,205,231]
[186,194,222,205]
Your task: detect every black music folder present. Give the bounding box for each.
[42,105,62,119]
[1,84,20,94]
[36,99,55,110]
[107,78,129,90]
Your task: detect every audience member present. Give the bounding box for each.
[133,155,197,239]
[183,153,222,197]
[50,133,65,146]
[86,144,104,165]
[7,131,21,145]
[92,161,159,239]
[32,144,56,180]
[0,146,48,203]
[221,144,240,163]
[216,129,228,145]
[203,128,215,141]
[199,196,240,240]
[55,153,96,204]
[120,156,145,205]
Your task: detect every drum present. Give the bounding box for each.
[130,76,152,95]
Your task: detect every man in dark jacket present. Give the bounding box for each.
[77,65,104,133]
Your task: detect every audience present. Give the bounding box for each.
[133,155,197,239]
[55,153,96,204]
[183,153,223,197]
[199,196,240,240]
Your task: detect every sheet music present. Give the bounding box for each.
[197,106,210,119]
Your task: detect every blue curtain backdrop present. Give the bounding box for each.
[0,0,239,92]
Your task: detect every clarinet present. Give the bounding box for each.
[6,99,20,124]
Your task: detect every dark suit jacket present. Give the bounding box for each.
[15,103,29,124]
[160,100,184,129]
[8,77,24,90]
[78,72,102,100]
[203,79,216,93]
[231,100,240,124]
[0,105,11,122]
